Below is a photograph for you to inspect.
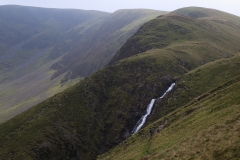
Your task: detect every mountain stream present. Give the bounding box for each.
[131,83,176,134]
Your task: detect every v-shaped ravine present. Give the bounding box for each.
[132,83,176,134]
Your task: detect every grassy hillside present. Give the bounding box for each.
[0,7,240,160]
[0,5,109,122]
[0,5,108,58]
[148,52,240,123]
[109,7,240,64]
[51,9,166,81]
[0,6,164,122]
[0,49,182,160]
[98,54,240,160]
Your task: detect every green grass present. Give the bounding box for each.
[110,7,240,64]
[98,54,240,160]
[52,9,167,81]
[0,72,80,123]
[0,7,165,123]
[0,82,93,159]
[0,50,80,123]
[1,7,240,160]
[148,53,240,122]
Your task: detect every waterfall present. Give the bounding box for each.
[131,83,175,134]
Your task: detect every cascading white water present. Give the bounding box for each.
[131,99,156,134]
[131,83,175,134]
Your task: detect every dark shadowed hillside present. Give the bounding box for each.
[0,5,165,122]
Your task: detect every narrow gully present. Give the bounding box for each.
[131,83,176,134]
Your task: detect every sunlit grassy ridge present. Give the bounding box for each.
[110,7,240,64]
[98,54,240,160]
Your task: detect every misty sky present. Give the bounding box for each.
[0,0,240,16]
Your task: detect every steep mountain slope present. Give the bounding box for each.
[98,54,240,160]
[50,9,166,81]
[0,5,109,122]
[0,5,109,83]
[0,7,240,160]
[0,51,179,160]
[109,7,240,64]
[0,5,164,122]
